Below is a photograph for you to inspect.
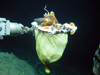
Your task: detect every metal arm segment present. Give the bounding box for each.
[0,18,33,40]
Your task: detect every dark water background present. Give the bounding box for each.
[0,0,100,75]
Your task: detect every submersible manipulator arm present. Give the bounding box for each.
[0,17,78,40]
[0,17,33,40]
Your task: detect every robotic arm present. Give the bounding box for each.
[0,18,33,40]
